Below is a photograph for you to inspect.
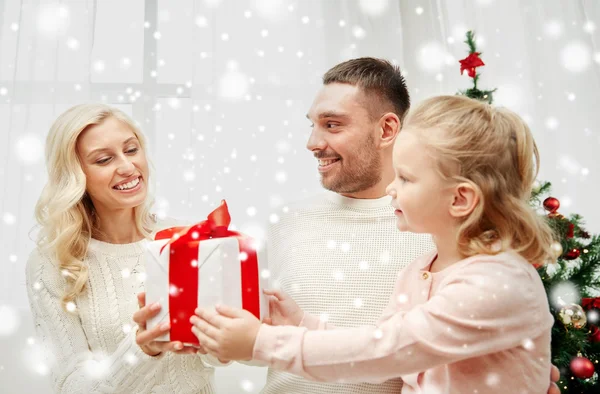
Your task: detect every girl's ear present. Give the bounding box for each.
[449,182,479,218]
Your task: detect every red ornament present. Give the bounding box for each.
[564,248,581,260]
[459,52,485,78]
[590,326,600,343]
[543,197,560,213]
[570,356,595,379]
[566,223,575,239]
[582,297,600,310]
[581,230,591,239]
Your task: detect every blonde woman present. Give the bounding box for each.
[26,104,222,393]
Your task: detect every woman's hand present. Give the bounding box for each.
[133,292,197,356]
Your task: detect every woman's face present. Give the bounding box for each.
[76,116,149,214]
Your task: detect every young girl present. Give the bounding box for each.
[190,95,556,393]
[27,104,223,393]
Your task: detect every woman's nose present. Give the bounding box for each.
[116,157,135,175]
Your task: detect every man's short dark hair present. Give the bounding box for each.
[323,57,410,122]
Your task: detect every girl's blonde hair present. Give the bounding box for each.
[35,103,155,310]
[404,95,555,265]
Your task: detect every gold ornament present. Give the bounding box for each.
[558,304,587,329]
[551,242,563,259]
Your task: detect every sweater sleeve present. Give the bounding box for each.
[252,257,553,384]
[25,248,165,393]
[298,312,335,330]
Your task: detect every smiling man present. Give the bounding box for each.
[258,58,433,394]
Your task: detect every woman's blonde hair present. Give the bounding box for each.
[35,103,155,310]
[404,95,555,265]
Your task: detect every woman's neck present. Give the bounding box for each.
[93,208,144,244]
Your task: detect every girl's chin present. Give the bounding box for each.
[395,218,416,233]
[395,221,409,232]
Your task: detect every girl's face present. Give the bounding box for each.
[76,117,149,214]
[386,129,456,235]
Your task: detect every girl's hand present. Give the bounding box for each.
[262,289,304,327]
[190,305,261,361]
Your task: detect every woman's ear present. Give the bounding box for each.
[449,182,479,218]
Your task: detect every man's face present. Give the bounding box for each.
[306,83,382,195]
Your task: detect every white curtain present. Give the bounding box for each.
[0,0,598,392]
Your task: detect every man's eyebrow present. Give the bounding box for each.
[306,111,349,120]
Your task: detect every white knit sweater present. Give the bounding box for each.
[25,218,220,394]
[260,192,435,394]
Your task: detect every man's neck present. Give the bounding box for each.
[339,168,394,200]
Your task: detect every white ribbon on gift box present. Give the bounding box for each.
[145,236,268,343]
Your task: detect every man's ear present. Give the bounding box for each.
[378,112,401,149]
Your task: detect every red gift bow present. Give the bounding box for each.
[154,200,260,344]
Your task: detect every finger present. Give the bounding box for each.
[263,288,285,301]
[137,292,146,308]
[195,344,209,355]
[195,308,228,328]
[133,302,162,326]
[268,297,280,316]
[215,304,245,319]
[169,341,185,352]
[145,340,183,354]
[165,341,197,355]
[174,347,198,355]
[550,364,560,382]
[190,316,221,339]
[548,383,560,394]
[136,321,170,346]
[191,326,220,353]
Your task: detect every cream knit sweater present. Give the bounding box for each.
[25,218,221,394]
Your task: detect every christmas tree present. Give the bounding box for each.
[458,31,600,393]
